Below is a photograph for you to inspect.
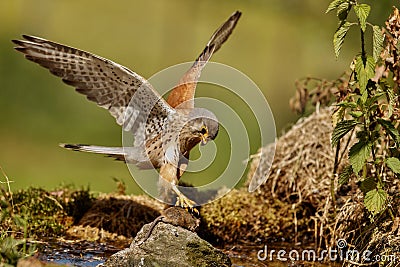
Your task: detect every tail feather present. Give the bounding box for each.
[60,143,152,168]
[61,143,125,156]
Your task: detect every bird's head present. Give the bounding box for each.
[184,108,219,146]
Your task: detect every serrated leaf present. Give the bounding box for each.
[334,22,352,58]
[326,0,347,13]
[332,106,346,127]
[332,119,358,147]
[364,188,387,215]
[360,176,376,193]
[372,26,384,62]
[386,86,395,117]
[361,89,368,103]
[349,140,371,174]
[355,55,376,95]
[377,119,400,145]
[354,4,370,32]
[337,2,350,20]
[339,165,353,185]
[386,157,400,174]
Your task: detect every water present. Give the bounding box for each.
[38,240,339,267]
[38,240,120,266]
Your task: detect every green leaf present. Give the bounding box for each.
[364,188,387,215]
[332,119,358,147]
[349,111,363,118]
[372,26,384,62]
[360,176,376,193]
[386,85,395,117]
[339,165,353,185]
[354,4,370,32]
[337,2,350,20]
[334,22,352,58]
[332,106,345,127]
[355,55,376,95]
[378,119,400,145]
[349,140,371,174]
[335,101,357,109]
[386,157,400,174]
[360,89,368,103]
[326,0,347,13]
[364,91,385,110]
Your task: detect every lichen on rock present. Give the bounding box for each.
[103,222,231,267]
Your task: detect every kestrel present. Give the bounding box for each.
[13,11,241,208]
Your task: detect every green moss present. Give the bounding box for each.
[200,188,289,244]
[0,185,94,264]
[186,241,231,267]
[1,186,94,238]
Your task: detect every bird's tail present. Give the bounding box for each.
[60,144,152,168]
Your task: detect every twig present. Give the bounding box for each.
[0,165,15,213]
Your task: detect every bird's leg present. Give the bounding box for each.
[159,163,197,211]
[171,183,197,209]
[174,151,200,212]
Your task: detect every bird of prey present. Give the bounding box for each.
[13,11,241,208]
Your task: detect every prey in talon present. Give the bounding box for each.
[12,11,241,208]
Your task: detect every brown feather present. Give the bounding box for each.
[167,11,241,109]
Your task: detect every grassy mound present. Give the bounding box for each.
[200,107,400,264]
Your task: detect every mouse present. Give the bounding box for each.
[136,206,200,246]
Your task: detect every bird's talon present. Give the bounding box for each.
[175,195,196,209]
[175,195,198,214]
[192,207,199,216]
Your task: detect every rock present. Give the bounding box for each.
[102,222,231,267]
[17,257,45,267]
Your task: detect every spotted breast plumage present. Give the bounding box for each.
[13,11,241,208]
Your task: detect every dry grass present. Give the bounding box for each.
[202,107,359,247]
[201,106,400,265]
[77,194,164,238]
[247,106,358,248]
[201,107,344,244]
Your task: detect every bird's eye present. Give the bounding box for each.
[200,126,207,135]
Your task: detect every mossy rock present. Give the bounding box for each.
[105,222,231,267]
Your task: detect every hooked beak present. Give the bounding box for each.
[201,133,209,146]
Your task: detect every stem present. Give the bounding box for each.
[338,127,355,164]
[23,219,27,255]
[332,139,340,215]
[360,28,367,65]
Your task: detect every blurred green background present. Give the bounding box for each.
[0,0,396,194]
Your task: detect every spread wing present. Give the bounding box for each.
[166,10,241,109]
[12,35,174,147]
